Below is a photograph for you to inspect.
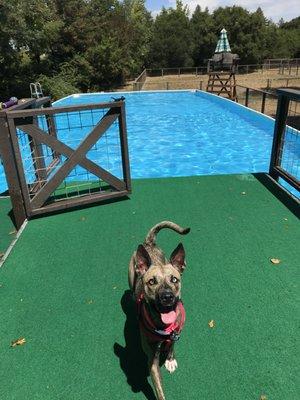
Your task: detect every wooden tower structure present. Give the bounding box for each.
[206,29,239,101]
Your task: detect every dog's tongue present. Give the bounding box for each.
[161,310,177,324]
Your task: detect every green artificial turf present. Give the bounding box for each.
[0,174,299,400]
[0,197,16,258]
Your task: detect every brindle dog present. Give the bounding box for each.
[128,221,190,400]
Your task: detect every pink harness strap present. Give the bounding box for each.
[137,294,186,348]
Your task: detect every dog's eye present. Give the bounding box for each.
[170,276,179,284]
[148,278,156,286]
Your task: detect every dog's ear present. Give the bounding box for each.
[135,244,151,276]
[170,243,186,274]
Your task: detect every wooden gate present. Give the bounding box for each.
[0,98,131,229]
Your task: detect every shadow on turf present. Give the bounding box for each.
[253,173,299,218]
[114,290,156,400]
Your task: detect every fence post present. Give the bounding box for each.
[269,93,289,180]
[0,114,27,229]
[162,69,164,77]
[178,68,180,77]
[199,81,203,90]
[166,82,169,90]
[261,92,267,114]
[118,102,131,193]
[246,65,249,74]
[245,88,249,107]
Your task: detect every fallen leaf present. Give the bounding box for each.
[11,337,26,347]
[86,299,93,304]
[113,286,117,290]
[208,320,215,328]
[0,252,4,258]
[270,258,281,265]
[80,217,86,221]
[283,218,288,221]
[241,191,246,195]
[260,395,267,400]
[9,230,17,235]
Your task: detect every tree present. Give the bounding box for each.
[212,6,268,64]
[0,2,26,98]
[121,0,153,73]
[0,0,299,101]
[148,1,192,68]
[190,6,217,65]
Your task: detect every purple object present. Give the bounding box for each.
[3,97,18,108]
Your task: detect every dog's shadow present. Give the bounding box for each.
[114,290,156,400]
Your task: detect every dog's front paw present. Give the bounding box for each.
[164,359,178,373]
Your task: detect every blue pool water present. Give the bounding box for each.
[0,90,298,197]
[56,90,275,176]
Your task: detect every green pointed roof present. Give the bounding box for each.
[215,28,231,53]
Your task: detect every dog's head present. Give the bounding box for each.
[135,243,186,314]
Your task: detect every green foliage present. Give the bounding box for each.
[0,0,299,100]
[191,6,217,65]
[149,1,192,68]
[38,73,78,100]
[279,17,300,57]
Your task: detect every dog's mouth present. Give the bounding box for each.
[155,296,179,324]
[160,309,177,324]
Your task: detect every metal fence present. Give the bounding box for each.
[269,88,300,199]
[138,61,300,80]
[133,68,147,91]
[236,85,278,116]
[0,98,131,229]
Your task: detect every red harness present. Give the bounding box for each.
[137,294,186,349]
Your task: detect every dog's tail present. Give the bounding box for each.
[144,221,190,247]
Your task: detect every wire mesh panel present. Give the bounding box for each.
[269,89,300,199]
[281,101,300,181]
[4,100,131,220]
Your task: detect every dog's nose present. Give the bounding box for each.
[160,291,175,303]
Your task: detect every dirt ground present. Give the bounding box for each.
[143,68,299,90]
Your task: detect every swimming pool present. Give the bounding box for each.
[0,90,298,197]
[56,90,276,175]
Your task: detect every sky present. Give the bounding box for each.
[145,0,299,23]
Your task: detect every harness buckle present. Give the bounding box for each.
[170,331,180,341]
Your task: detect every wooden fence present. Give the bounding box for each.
[0,98,131,229]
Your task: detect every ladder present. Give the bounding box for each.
[206,72,237,101]
[30,82,44,99]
